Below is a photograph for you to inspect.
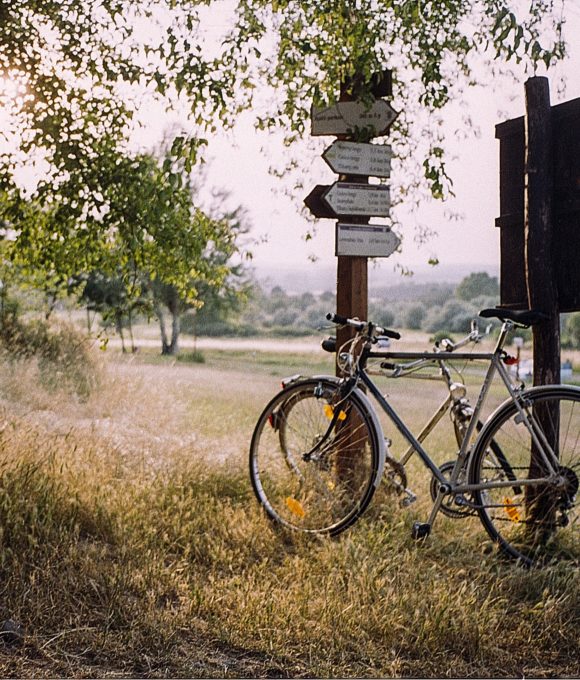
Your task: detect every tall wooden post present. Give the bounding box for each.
[525,76,560,384]
[525,76,559,523]
[335,84,369,376]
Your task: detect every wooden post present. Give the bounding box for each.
[335,83,369,376]
[525,76,560,385]
[524,76,560,525]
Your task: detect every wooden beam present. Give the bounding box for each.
[524,76,560,386]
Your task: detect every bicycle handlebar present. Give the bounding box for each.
[326,312,401,340]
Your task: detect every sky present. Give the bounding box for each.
[165,2,580,283]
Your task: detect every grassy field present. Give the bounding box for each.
[0,345,578,678]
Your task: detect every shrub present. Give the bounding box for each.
[562,313,580,349]
[0,317,100,399]
[403,303,426,330]
[368,305,395,329]
[422,300,478,334]
[177,351,205,364]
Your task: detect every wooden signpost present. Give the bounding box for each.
[336,223,400,257]
[322,183,391,217]
[322,141,392,177]
[304,80,399,376]
[311,100,398,137]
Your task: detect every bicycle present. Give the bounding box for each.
[274,321,494,518]
[249,308,580,566]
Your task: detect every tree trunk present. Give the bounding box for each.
[168,305,180,355]
[115,313,126,353]
[155,304,171,355]
[127,308,137,353]
[156,295,180,356]
[45,292,57,321]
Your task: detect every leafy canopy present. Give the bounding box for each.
[223,0,566,197]
[0,0,569,276]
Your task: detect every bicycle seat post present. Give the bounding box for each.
[493,320,514,354]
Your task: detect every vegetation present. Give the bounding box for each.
[0,350,577,678]
[0,1,569,273]
[0,316,101,399]
[563,312,580,349]
[192,274,499,339]
[1,150,250,356]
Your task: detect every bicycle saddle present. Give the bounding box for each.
[479,308,548,326]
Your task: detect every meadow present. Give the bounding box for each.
[0,341,578,678]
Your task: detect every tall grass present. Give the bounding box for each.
[0,352,578,678]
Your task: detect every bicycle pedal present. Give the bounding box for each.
[400,489,417,508]
[411,521,431,540]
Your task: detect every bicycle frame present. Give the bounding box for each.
[366,349,471,468]
[351,321,563,526]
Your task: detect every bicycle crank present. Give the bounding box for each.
[429,460,475,518]
[383,451,407,490]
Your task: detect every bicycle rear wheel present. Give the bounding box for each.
[469,386,580,566]
[249,378,384,535]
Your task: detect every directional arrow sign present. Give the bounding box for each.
[311,100,399,137]
[322,141,392,178]
[322,183,391,217]
[304,185,334,218]
[336,223,400,258]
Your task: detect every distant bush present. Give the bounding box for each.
[266,325,313,338]
[177,351,205,364]
[0,318,100,398]
[403,303,426,330]
[422,300,478,334]
[187,319,258,337]
[562,313,580,349]
[368,305,395,329]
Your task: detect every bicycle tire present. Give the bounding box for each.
[249,378,385,536]
[469,385,580,566]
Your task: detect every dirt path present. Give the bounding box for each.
[107,335,326,353]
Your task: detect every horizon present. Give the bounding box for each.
[252,260,500,295]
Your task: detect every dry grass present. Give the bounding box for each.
[0,349,578,678]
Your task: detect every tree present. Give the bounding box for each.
[455,272,499,301]
[78,271,149,353]
[404,303,427,330]
[0,1,236,193]
[2,148,249,354]
[148,197,250,355]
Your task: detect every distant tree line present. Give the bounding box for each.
[192,270,580,351]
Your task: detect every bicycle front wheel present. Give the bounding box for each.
[469,386,580,566]
[249,378,384,536]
